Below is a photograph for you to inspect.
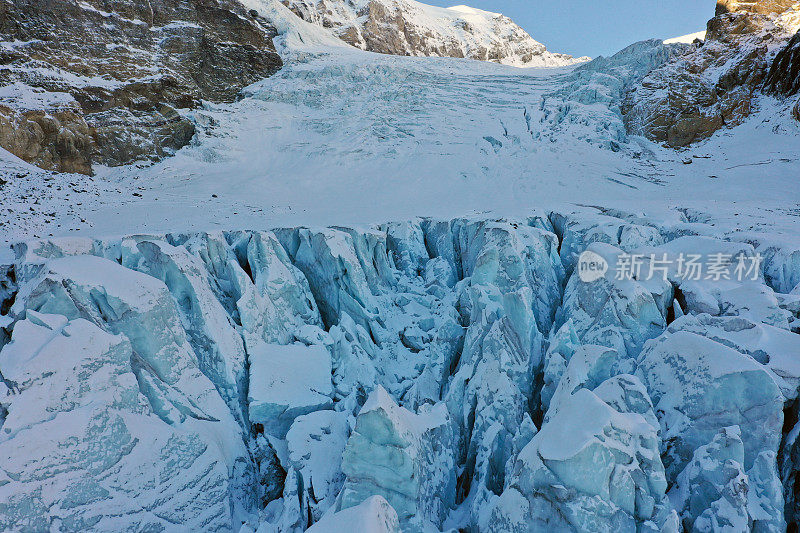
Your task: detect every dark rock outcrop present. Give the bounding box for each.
[765,30,800,95]
[0,0,283,174]
[765,28,800,120]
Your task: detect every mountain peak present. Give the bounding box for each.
[280,0,586,66]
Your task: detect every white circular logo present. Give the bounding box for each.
[577,250,608,282]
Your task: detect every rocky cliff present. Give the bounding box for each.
[716,0,799,15]
[622,0,800,147]
[765,30,800,119]
[0,0,283,175]
[280,0,584,67]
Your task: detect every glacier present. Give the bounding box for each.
[1,204,799,531]
[0,0,799,531]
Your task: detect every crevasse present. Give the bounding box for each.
[0,206,799,532]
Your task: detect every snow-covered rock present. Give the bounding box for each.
[663,30,707,44]
[0,0,282,174]
[279,0,584,67]
[538,39,690,150]
[766,23,800,95]
[623,2,800,145]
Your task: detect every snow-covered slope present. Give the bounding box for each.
[0,0,578,177]
[3,22,797,245]
[279,0,585,66]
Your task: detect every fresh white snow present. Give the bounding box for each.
[248,342,333,437]
[664,30,707,44]
[305,495,399,533]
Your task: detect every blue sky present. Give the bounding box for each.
[424,1,716,57]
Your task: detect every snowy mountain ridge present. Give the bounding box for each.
[278,0,587,66]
